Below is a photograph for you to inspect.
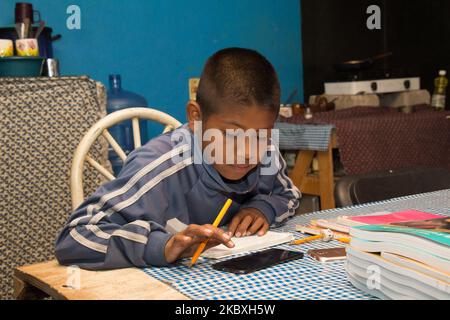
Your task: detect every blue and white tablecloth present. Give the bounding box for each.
[274,122,334,151]
[143,189,450,300]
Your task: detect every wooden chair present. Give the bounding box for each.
[70,107,182,210]
[13,107,183,299]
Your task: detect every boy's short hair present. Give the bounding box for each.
[196,47,281,118]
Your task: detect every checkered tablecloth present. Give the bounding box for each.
[142,189,450,300]
[274,122,334,151]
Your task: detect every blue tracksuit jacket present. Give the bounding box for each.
[55,124,301,270]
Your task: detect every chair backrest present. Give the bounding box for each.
[334,167,450,207]
[70,107,182,210]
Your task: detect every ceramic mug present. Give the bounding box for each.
[0,39,14,57]
[15,38,39,57]
[15,2,41,24]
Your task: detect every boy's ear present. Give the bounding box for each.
[186,100,203,130]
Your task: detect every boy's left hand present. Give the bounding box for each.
[227,208,269,238]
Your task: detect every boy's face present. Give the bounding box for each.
[187,102,277,181]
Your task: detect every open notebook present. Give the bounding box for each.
[165,218,294,260]
[203,231,294,259]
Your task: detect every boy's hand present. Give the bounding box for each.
[164,224,234,263]
[227,208,269,238]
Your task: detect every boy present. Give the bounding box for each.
[55,48,301,270]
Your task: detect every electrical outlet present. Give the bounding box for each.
[189,78,200,101]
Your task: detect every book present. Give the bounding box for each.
[381,252,450,283]
[343,210,443,225]
[203,231,294,259]
[311,210,441,234]
[346,246,450,299]
[346,261,434,299]
[350,238,450,272]
[350,237,450,272]
[346,270,392,300]
[312,211,392,233]
[347,214,450,300]
[349,217,450,273]
[351,217,450,250]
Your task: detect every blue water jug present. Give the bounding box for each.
[106,74,149,175]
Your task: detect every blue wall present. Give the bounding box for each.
[2,0,303,130]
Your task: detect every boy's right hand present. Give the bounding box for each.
[164,224,235,263]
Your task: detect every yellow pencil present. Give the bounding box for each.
[336,237,351,244]
[290,234,323,245]
[189,198,233,267]
[290,234,351,245]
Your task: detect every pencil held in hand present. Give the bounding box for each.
[189,198,233,267]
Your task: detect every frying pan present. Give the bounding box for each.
[334,52,392,72]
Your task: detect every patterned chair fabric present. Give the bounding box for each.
[0,76,109,299]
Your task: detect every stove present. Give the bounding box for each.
[324,69,420,95]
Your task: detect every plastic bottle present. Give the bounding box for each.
[107,74,149,175]
[431,70,448,110]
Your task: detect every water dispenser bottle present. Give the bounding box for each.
[107,74,149,175]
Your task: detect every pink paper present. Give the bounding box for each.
[348,210,442,225]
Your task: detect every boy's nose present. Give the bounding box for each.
[236,137,258,164]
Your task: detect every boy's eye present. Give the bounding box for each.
[222,130,269,141]
[224,131,237,138]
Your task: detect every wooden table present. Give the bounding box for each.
[12,130,337,300]
[13,260,188,300]
[288,129,338,210]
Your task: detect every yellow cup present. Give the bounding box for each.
[15,38,39,57]
[0,39,14,57]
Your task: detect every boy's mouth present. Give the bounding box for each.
[229,164,254,173]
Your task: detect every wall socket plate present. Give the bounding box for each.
[189,78,200,101]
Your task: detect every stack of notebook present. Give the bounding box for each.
[345,210,450,299]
